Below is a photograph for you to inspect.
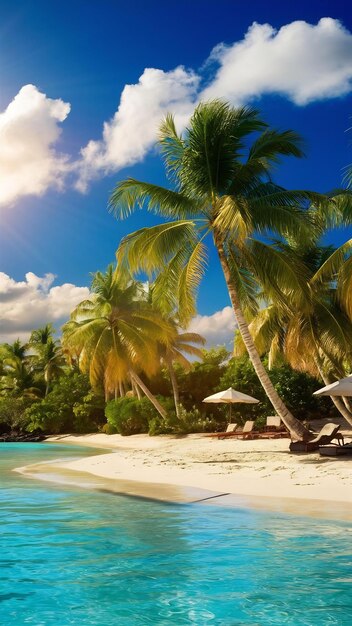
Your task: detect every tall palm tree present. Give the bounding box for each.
[40,340,66,396]
[236,240,352,425]
[109,100,327,440]
[29,324,55,347]
[62,266,175,417]
[158,327,205,417]
[29,325,65,395]
[0,339,28,362]
[0,340,41,397]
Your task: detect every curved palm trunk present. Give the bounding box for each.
[130,374,142,399]
[316,364,352,427]
[130,370,167,419]
[167,358,180,418]
[215,234,311,441]
[342,396,352,414]
[44,370,50,397]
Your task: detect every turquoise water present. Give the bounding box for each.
[1,444,352,625]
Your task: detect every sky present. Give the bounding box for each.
[1,0,352,346]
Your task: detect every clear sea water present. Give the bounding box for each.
[1,443,352,625]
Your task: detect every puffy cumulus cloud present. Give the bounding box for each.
[188,306,237,349]
[2,19,352,204]
[0,272,90,342]
[75,67,199,192]
[76,18,352,189]
[201,18,352,105]
[0,84,71,207]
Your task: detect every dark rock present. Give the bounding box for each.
[0,432,46,442]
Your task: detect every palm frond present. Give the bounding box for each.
[242,239,310,310]
[226,246,260,316]
[159,113,185,186]
[311,239,352,285]
[248,129,305,164]
[117,220,199,276]
[180,101,266,197]
[213,195,252,241]
[178,241,208,325]
[337,253,352,319]
[109,179,198,219]
[151,247,192,317]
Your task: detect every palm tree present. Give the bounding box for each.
[29,325,65,395]
[62,266,175,417]
[0,340,41,397]
[109,100,327,440]
[159,327,205,417]
[40,340,66,396]
[29,324,55,347]
[236,239,352,425]
[0,339,28,362]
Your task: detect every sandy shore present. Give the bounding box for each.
[23,432,351,518]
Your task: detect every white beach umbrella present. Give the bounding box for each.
[313,375,352,397]
[203,387,259,420]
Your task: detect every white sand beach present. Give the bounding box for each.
[31,432,352,518]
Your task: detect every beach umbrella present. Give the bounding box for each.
[313,374,352,397]
[203,387,259,420]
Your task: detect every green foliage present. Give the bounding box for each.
[104,395,215,436]
[24,372,104,434]
[148,405,219,436]
[219,356,331,422]
[101,422,118,435]
[0,396,32,432]
[176,347,229,410]
[105,397,155,435]
[73,390,105,433]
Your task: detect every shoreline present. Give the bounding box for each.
[15,432,352,520]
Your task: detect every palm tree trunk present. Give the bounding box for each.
[130,371,167,419]
[44,368,50,397]
[167,359,180,418]
[130,374,142,399]
[214,233,311,441]
[342,396,352,413]
[316,364,352,427]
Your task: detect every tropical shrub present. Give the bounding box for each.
[148,405,219,435]
[24,372,103,433]
[73,390,105,432]
[0,396,32,433]
[105,397,154,435]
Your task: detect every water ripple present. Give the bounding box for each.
[1,443,351,625]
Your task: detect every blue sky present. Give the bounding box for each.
[1,0,352,344]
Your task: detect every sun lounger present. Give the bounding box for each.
[205,423,238,439]
[290,423,343,452]
[265,416,286,433]
[223,420,256,440]
[263,416,288,438]
[319,442,352,456]
[265,416,281,430]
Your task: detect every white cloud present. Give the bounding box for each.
[201,18,352,105]
[0,272,89,342]
[76,18,352,188]
[2,18,352,205]
[188,306,237,348]
[0,84,71,207]
[75,67,199,192]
